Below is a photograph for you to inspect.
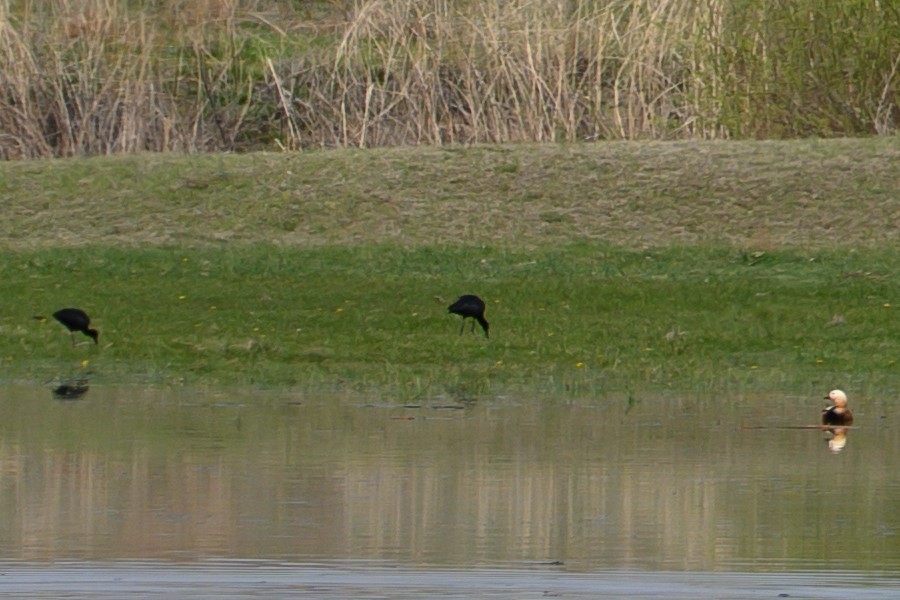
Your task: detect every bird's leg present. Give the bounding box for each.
[470,320,476,334]
[70,332,77,347]
[459,319,465,335]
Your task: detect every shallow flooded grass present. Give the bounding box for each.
[2,243,896,396]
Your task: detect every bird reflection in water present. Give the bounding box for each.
[52,377,90,400]
[825,426,850,453]
[822,389,853,453]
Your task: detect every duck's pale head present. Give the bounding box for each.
[825,389,849,409]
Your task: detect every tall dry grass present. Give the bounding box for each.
[0,0,261,158]
[0,0,896,157]
[324,0,701,146]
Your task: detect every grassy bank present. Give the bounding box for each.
[2,138,898,250]
[3,244,897,396]
[0,0,897,157]
[0,244,900,398]
[1,138,897,396]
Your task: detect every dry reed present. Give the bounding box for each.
[0,0,896,158]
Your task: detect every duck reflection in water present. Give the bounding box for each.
[822,389,853,453]
[826,426,850,453]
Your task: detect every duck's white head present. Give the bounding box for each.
[826,389,848,408]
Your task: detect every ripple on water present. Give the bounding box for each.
[0,562,899,599]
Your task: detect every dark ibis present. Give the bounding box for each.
[36,308,99,346]
[448,295,489,338]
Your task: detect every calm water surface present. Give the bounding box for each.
[0,384,897,597]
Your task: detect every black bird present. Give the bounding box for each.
[42,308,99,346]
[448,294,490,338]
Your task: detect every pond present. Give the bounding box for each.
[0,384,897,597]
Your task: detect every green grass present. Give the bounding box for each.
[0,139,897,397]
[2,244,897,397]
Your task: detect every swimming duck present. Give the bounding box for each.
[822,389,854,426]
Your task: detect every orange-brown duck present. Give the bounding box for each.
[822,389,853,426]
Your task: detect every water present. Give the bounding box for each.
[0,384,898,597]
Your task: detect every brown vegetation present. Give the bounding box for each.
[0,0,897,158]
[2,138,897,250]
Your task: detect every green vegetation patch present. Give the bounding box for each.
[3,244,896,397]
